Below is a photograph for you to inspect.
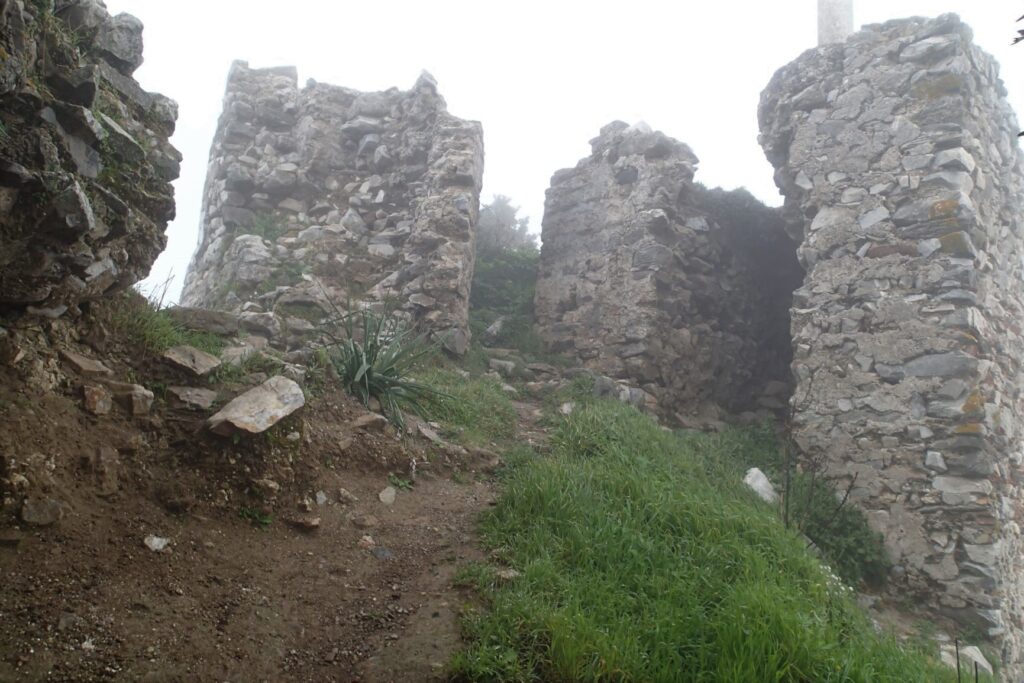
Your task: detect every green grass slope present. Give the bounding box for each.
[450,400,980,682]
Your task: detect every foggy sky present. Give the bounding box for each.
[101,0,1024,303]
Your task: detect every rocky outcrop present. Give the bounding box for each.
[536,122,801,424]
[180,62,483,354]
[760,14,1024,673]
[0,0,179,318]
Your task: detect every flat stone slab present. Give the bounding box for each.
[60,349,113,376]
[163,345,221,376]
[169,386,218,410]
[207,375,304,436]
[165,307,240,335]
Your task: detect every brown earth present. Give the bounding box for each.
[0,307,528,682]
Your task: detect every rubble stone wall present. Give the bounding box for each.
[759,14,1024,671]
[181,62,483,354]
[536,122,802,424]
[0,0,179,318]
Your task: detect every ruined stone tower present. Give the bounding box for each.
[181,63,483,353]
[760,14,1024,672]
[535,122,802,425]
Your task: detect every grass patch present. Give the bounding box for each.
[450,401,972,682]
[109,291,224,357]
[416,366,517,445]
[243,212,289,241]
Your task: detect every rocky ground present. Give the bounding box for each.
[0,298,546,682]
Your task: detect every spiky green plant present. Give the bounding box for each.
[322,308,446,431]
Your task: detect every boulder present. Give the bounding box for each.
[162,345,221,376]
[60,349,113,376]
[207,376,305,436]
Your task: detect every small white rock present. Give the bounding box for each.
[743,468,779,504]
[378,486,397,505]
[144,535,171,552]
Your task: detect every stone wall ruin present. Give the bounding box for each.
[535,122,802,425]
[760,14,1024,672]
[0,0,179,318]
[181,62,483,353]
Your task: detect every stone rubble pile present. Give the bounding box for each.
[181,62,483,354]
[759,13,1024,673]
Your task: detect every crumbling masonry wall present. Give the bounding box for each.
[536,122,802,424]
[759,14,1024,670]
[181,62,483,353]
[0,0,179,317]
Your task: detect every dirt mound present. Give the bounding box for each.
[0,299,499,681]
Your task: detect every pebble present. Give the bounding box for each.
[378,486,396,506]
[144,536,171,552]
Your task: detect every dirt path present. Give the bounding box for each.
[1,467,496,682]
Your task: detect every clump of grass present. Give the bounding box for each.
[239,506,272,530]
[244,213,289,241]
[415,366,517,445]
[449,400,972,682]
[208,351,283,385]
[322,308,442,431]
[109,291,224,357]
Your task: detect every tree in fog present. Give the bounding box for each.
[476,195,537,256]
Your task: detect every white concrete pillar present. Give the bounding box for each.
[818,0,853,45]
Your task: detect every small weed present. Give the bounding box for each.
[239,507,272,530]
[246,213,289,240]
[388,474,414,491]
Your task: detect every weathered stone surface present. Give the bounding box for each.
[101,380,154,416]
[162,345,221,376]
[0,0,178,315]
[536,122,801,421]
[759,14,1024,673]
[92,446,119,497]
[378,486,396,506]
[207,375,305,436]
[165,307,241,335]
[61,349,112,376]
[168,386,218,411]
[180,63,483,353]
[21,496,63,526]
[82,384,112,415]
[351,413,389,432]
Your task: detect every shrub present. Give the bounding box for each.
[322,308,442,431]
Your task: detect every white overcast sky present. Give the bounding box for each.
[101,0,1024,303]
